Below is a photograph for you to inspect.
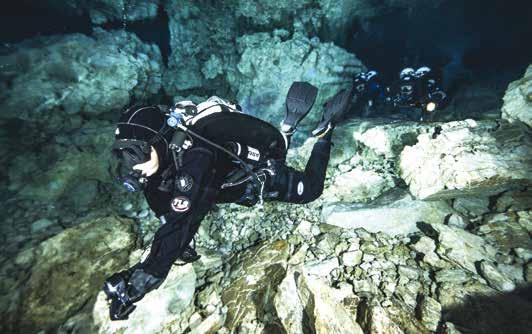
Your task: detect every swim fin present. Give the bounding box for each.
[312,86,354,138]
[280,81,319,135]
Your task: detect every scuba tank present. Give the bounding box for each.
[164,98,286,205]
[224,141,263,164]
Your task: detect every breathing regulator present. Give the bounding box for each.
[165,102,269,193]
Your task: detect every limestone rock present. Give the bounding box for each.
[275,269,363,334]
[442,322,463,334]
[222,240,290,332]
[478,261,516,292]
[502,65,532,127]
[232,0,312,27]
[357,299,407,334]
[474,211,532,251]
[430,223,498,273]
[1,216,137,333]
[417,295,442,332]
[525,263,532,282]
[400,120,532,200]
[352,120,432,158]
[497,264,526,284]
[0,29,162,131]
[189,309,226,334]
[435,268,471,284]
[437,279,496,309]
[322,189,454,236]
[342,250,363,266]
[453,197,490,218]
[228,31,363,128]
[13,149,112,202]
[410,236,446,267]
[286,119,425,174]
[323,167,395,203]
[163,0,238,94]
[446,214,468,229]
[514,247,532,262]
[495,188,532,212]
[93,264,197,334]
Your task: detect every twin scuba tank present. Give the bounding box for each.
[165,97,270,165]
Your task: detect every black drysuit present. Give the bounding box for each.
[137,137,332,278]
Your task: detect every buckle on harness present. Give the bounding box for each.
[255,164,276,206]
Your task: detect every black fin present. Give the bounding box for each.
[312,86,354,137]
[281,81,319,134]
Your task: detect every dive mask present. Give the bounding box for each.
[111,139,152,192]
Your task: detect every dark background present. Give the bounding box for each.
[1,0,531,88]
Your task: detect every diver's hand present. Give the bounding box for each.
[133,147,159,177]
[103,272,137,321]
[109,298,136,320]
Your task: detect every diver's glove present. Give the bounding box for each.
[103,271,136,320]
[103,268,163,320]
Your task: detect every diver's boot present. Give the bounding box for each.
[103,268,163,320]
[312,86,354,138]
[280,81,319,136]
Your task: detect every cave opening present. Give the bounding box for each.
[335,0,532,89]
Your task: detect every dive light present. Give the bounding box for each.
[426,101,436,112]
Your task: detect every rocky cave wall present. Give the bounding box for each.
[0,0,531,333]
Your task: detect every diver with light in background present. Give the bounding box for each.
[391,66,448,121]
[103,82,354,320]
[348,67,448,121]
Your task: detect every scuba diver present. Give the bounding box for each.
[103,82,354,320]
[391,66,448,121]
[349,70,391,118]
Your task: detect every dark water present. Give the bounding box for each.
[1,0,530,93]
[0,1,170,64]
[343,0,532,81]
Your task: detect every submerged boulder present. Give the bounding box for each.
[322,189,455,236]
[0,216,137,333]
[0,29,162,132]
[502,65,532,128]
[93,263,197,334]
[400,120,532,200]
[222,240,290,333]
[429,223,498,274]
[274,269,364,334]
[228,30,364,127]
[163,0,238,95]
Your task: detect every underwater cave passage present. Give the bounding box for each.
[0,1,93,44]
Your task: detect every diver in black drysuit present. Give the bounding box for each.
[390,66,448,121]
[104,83,354,320]
[349,70,392,118]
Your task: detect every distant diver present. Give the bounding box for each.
[103,82,354,320]
[350,67,448,121]
[390,66,448,121]
[349,70,391,118]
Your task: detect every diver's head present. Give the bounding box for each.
[399,68,415,80]
[111,105,173,192]
[366,70,378,81]
[415,66,431,78]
